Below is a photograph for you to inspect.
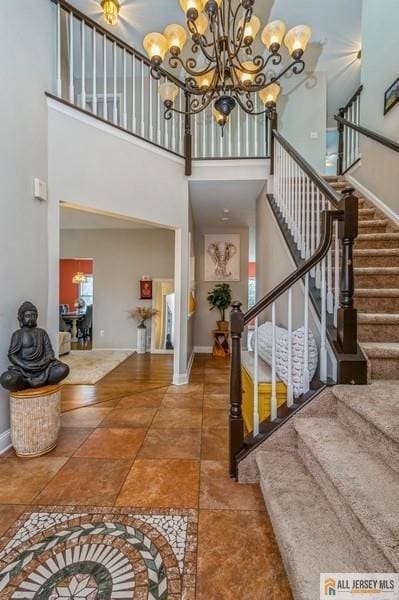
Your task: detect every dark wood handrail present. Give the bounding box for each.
[273,131,342,208]
[51,0,185,89]
[243,210,342,325]
[335,115,399,154]
[342,85,363,113]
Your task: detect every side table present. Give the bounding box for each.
[212,329,230,358]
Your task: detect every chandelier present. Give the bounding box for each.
[142,0,311,129]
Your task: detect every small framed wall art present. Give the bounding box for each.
[140,277,153,300]
[384,77,399,115]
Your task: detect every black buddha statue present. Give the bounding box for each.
[0,302,70,392]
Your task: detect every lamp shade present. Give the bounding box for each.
[143,32,168,63]
[179,0,202,16]
[196,69,214,89]
[213,106,228,126]
[101,0,120,26]
[259,83,281,107]
[194,11,209,35]
[159,82,179,104]
[239,61,256,86]
[261,20,286,51]
[164,24,187,54]
[239,15,261,43]
[284,25,312,58]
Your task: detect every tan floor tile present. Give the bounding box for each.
[115,391,165,409]
[202,408,228,429]
[74,428,147,459]
[139,428,201,459]
[161,394,203,409]
[35,458,132,506]
[204,383,230,394]
[0,505,27,536]
[151,408,202,429]
[99,407,157,428]
[196,510,291,600]
[61,406,114,428]
[167,384,203,395]
[203,393,230,410]
[201,428,229,461]
[0,457,68,504]
[200,460,265,510]
[115,459,200,508]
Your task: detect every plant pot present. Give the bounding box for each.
[217,320,229,332]
[136,323,147,354]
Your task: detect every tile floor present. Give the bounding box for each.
[0,354,292,599]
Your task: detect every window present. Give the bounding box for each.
[248,277,256,309]
[79,275,93,307]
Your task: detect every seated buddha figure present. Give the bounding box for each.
[0,302,69,392]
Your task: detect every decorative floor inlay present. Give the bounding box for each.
[0,506,197,599]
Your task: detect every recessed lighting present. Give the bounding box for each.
[221,217,229,221]
[223,208,230,214]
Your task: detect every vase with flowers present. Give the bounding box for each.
[129,306,159,354]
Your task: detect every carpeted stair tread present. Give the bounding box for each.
[295,417,399,570]
[355,289,399,297]
[359,219,388,227]
[333,382,399,446]
[354,248,399,257]
[355,266,399,275]
[256,450,366,600]
[358,312,399,323]
[361,342,399,358]
[357,233,399,241]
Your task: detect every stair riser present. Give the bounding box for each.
[353,255,399,268]
[355,274,399,287]
[369,357,399,380]
[297,438,394,571]
[356,239,399,249]
[355,297,399,313]
[358,224,388,234]
[337,401,399,475]
[358,323,399,343]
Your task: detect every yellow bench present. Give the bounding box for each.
[241,351,287,434]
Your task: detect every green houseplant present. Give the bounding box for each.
[207,283,232,331]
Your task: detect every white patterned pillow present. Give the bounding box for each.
[249,322,318,398]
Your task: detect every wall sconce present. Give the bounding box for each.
[357,49,362,60]
[101,0,120,26]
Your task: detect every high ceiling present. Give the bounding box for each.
[68,0,362,120]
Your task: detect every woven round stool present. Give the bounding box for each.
[9,384,61,457]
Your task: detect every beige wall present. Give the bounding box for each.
[60,228,175,349]
[193,226,249,349]
[352,0,399,215]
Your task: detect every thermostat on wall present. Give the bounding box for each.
[33,178,48,201]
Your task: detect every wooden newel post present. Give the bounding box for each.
[269,110,278,175]
[184,92,192,177]
[229,300,245,479]
[337,188,358,354]
[337,107,345,176]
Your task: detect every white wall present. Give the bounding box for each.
[60,228,175,349]
[0,0,55,448]
[193,226,249,350]
[350,0,399,215]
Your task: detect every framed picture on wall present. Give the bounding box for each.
[140,279,153,300]
[204,234,240,282]
[384,77,399,115]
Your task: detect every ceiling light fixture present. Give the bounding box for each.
[101,0,120,26]
[142,1,311,132]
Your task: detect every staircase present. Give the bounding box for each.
[327,176,399,380]
[256,381,399,599]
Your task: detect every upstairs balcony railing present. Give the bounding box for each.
[51,0,270,174]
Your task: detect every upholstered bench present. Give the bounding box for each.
[59,331,71,356]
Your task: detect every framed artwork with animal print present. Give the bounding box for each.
[204,234,240,282]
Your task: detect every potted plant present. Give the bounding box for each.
[207,283,232,331]
[129,306,159,354]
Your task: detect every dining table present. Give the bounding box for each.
[62,311,85,343]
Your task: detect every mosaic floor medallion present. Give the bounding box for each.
[0,507,197,599]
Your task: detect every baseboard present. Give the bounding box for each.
[91,348,136,352]
[346,173,399,227]
[193,346,212,353]
[0,429,12,455]
[172,350,195,385]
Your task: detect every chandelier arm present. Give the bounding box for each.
[268,58,306,83]
[232,52,266,75]
[264,52,283,68]
[211,14,224,85]
[169,55,215,78]
[193,34,218,63]
[189,90,217,115]
[230,6,252,61]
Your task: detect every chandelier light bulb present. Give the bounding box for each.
[196,70,214,89]
[213,106,228,128]
[259,82,281,108]
[164,24,187,56]
[261,20,286,53]
[239,15,261,45]
[101,0,120,26]
[179,0,202,21]
[284,25,312,59]
[143,32,168,65]
[158,82,179,106]
[239,61,256,86]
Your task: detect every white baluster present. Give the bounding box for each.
[149,71,154,142]
[140,61,145,138]
[301,174,306,259]
[57,3,62,96]
[327,239,334,314]
[271,302,277,421]
[315,189,321,288]
[103,35,107,120]
[132,55,136,133]
[164,76,169,149]
[194,112,198,158]
[310,181,315,275]
[305,177,310,259]
[92,27,97,115]
[293,162,299,245]
[122,49,127,129]
[334,220,340,326]
[202,106,206,158]
[81,20,86,109]
[69,11,74,103]
[320,257,327,381]
[303,273,310,394]
[211,108,215,157]
[157,82,162,146]
[113,41,118,124]
[253,316,260,436]
[237,105,241,157]
[287,288,293,407]
[246,111,250,156]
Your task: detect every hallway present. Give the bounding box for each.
[0,354,291,599]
